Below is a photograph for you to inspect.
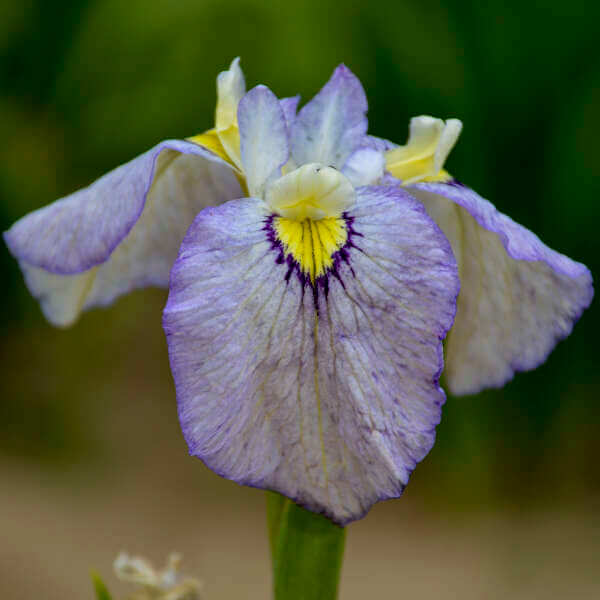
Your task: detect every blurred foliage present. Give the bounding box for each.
[91,571,113,600]
[0,0,598,509]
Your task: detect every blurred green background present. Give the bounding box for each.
[1,1,598,598]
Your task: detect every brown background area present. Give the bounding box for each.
[1,292,599,598]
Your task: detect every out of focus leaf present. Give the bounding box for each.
[91,571,113,600]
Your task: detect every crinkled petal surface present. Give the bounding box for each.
[239,85,289,197]
[4,140,242,326]
[411,182,594,395]
[163,186,459,525]
[291,65,368,169]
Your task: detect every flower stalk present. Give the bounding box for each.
[267,492,346,600]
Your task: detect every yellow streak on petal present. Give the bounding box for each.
[422,168,453,183]
[303,220,314,278]
[187,129,230,163]
[385,151,436,183]
[214,57,245,170]
[310,219,324,279]
[187,129,248,195]
[274,216,347,282]
[386,154,453,184]
[216,125,242,171]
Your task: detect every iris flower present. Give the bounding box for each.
[383,117,593,394]
[4,60,459,524]
[162,65,459,525]
[4,60,591,525]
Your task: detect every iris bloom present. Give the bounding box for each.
[162,67,460,525]
[4,60,459,524]
[4,60,591,525]
[384,117,593,394]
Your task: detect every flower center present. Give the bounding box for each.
[273,216,348,283]
[264,163,356,285]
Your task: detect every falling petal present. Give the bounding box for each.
[411,181,593,395]
[163,186,458,524]
[4,140,241,326]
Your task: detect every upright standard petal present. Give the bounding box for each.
[410,181,594,395]
[163,187,459,524]
[238,85,289,197]
[4,140,242,326]
[280,95,301,130]
[290,65,368,169]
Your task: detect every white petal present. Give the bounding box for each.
[238,85,289,197]
[215,57,245,131]
[411,182,594,395]
[433,119,462,174]
[405,116,445,156]
[215,57,246,170]
[5,141,242,326]
[341,147,385,186]
[16,266,96,327]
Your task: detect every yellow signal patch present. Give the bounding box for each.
[274,217,348,283]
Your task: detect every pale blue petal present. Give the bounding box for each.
[411,181,594,395]
[163,186,459,524]
[341,146,385,187]
[238,85,289,197]
[4,140,241,325]
[368,135,397,152]
[290,64,368,169]
[280,95,301,130]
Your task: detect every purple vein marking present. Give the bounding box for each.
[262,213,363,312]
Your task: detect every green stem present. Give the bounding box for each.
[267,492,346,600]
